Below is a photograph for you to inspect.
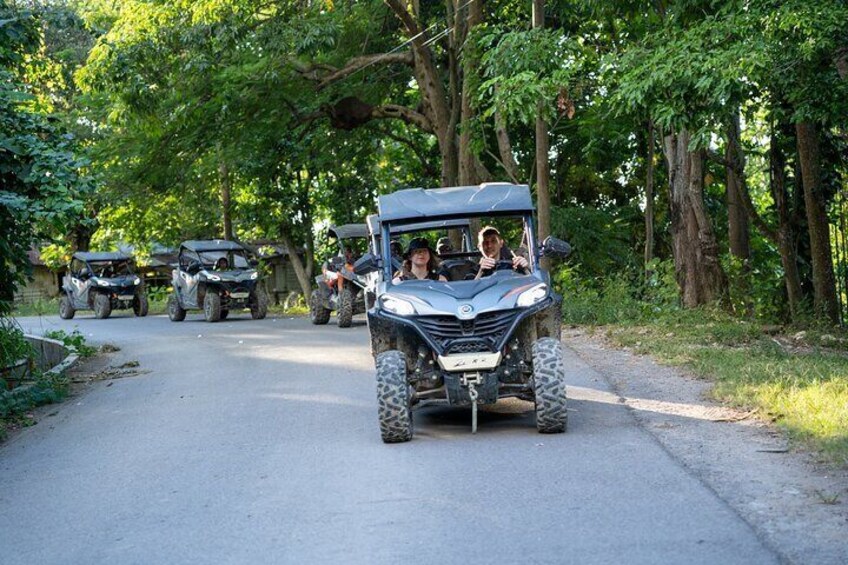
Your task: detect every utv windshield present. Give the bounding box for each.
[88,260,135,278]
[383,214,536,285]
[198,249,251,270]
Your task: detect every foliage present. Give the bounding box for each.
[43,329,96,358]
[0,316,32,367]
[0,369,68,441]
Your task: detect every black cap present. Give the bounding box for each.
[404,237,433,259]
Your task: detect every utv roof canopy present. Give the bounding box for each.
[73,252,132,262]
[181,240,247,253]
[328,224,368,240]
[366,215,471,236]
[377,183,534,224]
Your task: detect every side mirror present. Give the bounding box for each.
[540,236,572,259]
[353,252,380,276]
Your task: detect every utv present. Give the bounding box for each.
[310,224,370,328]
[59,252,148,319]
[168,240,268,323]
[356,183,571,443]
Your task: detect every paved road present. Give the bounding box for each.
[2,312,779,564]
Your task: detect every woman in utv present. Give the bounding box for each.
[393,238,448,283]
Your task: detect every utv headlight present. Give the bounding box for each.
[516,283,548,307]
[133,277,141,285]
[96,279,110,287]
[208,274,221,282]
[250,272,259,280]
[381,295,416,316]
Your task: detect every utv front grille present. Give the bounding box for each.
[416,310,520,354]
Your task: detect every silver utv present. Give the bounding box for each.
[59,252,148,319]
[310,224,370,328]
[168,240,268,323]
[356,183,572,443]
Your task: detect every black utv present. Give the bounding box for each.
[310,224,370,328]
[355,183,571,443]
[59,252,148,319]
[168,240,268,323]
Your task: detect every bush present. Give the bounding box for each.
[0,317,32,367]
[43,329,96,357]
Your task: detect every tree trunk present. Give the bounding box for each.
[663,130,727,307]
[644,121,655,271]
[280,228,312,301]
[533,0,551,270]
[768,126,804,319]
[457,0,483,185]
[795,121,839,323]
[725,113,752,314]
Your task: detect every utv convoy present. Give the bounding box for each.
[59,252,148,319]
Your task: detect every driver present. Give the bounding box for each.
[215,257,230,271]
[474,226,529,279]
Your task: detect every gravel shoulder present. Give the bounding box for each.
[564,328,848,565]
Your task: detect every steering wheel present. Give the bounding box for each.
[494,259,515,271]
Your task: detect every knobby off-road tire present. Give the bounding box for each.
[310,289,330,325]
[250,288,268,320]
[204,291,222,322]
[58,295,75,320]
[376,350,413,443]
[168,293,186,321]
[532,337,568,433]
[93,293,112,319]
[133,293,149,317]
[337,287,354,328]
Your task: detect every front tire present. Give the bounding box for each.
[168,293,186,322]
[310,289,331,325]
[133,293,149,317]
[93,293,112,319]
[250,287,268,320]
[337,286,354,328]
[376,350,413,443]
[532,337,568,433]
[58,295,75,320]
[204,291,222,322]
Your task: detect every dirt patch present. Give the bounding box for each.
[564,328,848,564]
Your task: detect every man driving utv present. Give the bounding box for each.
[474,225,529,279]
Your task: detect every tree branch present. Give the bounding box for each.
[315,52,413,90]
[371,104,434,133]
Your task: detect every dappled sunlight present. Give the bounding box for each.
[262,392,372,408]
[569,385,752,423]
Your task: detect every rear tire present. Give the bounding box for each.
[58,295,75,320]
[337,286,354,328]
[168,293,186,322]
[376,350,413,443]
[310,289,330,325]
[204,291,222,322]
[93,293,112,319]
[133,293,149,317]
[532,337,567,433]
[250,287,268,320]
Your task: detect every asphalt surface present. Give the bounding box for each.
[2,312,780,564]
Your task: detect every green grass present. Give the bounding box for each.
[603,309,848,466]
[12,298,58,318]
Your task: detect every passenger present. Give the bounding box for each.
[474,225,529,279]
[215,257,230,271]
[393,238,447,283]
[436,237,453,256]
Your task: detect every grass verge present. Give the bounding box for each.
[597,308,848,466]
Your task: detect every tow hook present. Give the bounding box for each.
[461,372,483,434]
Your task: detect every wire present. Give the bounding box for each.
[342,0,478,83]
